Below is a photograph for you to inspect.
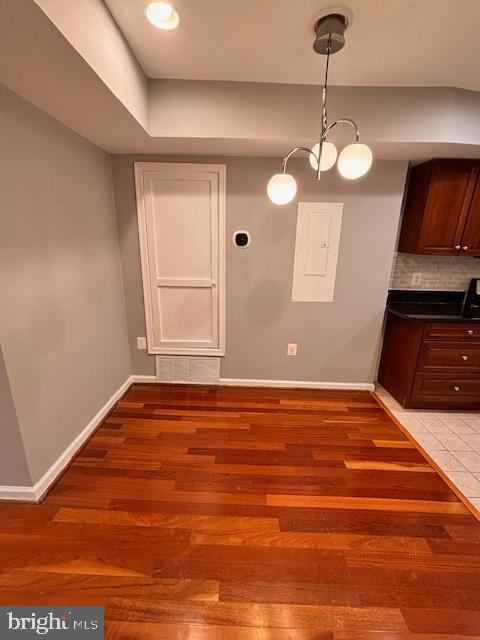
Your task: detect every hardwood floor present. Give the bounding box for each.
[1,383,480,639]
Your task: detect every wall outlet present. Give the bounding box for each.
[411,272,423,286]
[287,343,297,356]
[136,336,147,350]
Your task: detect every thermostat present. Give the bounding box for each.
[233,230,251,248]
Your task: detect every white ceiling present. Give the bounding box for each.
[3,0,479,158]
[105,0,480,90]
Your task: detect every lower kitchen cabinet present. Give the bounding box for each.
[378,312,480,409]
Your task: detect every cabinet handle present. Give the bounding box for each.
[455,245,461,250]
[467,329,474,335]
[453,385,460,392]
[463,246,469,251]
[462,355,469,360]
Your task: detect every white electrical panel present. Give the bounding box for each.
[291,202,343,302]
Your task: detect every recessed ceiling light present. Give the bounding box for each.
[146,2,179,30]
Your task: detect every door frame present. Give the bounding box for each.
[134,162,226,356]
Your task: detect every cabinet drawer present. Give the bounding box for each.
[412,373,480,408]
[424,322,480,341]
[418,342,480,372]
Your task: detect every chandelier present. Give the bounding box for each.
[267,12,373,205]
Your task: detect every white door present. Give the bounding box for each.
[135,162,225,355]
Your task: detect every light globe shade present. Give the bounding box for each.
[337,143,373,180]
[267,173,297,205]
[146,2,179,29]
[309,141,338,172]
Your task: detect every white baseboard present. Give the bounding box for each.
[131,375,157,383]
[147,379,218,386]
[219,377,375,391]
[0,375,134,504]
[129,375,375,391]
[0,485,39,502]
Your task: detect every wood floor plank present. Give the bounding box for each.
[345,460,435,472]
[105,599,409,633]
[190,530,432,554]
[1,383,479,638]
[373,440,416,448]
[402,608,480,636]
[219,579,361,606]
[105,622,337,640]
[0,573,219,602]
[53,507,278,533]
[266,494,468,513]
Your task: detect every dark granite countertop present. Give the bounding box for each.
[386,290,480,323]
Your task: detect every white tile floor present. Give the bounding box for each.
[375,384,480,513]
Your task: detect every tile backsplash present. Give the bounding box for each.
[390,253,480,291]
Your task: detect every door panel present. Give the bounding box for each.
[419,160,477,254]
[461,175,480,255]
[158,287,214,344]
[135,163,225,355]
[151,178,213,279]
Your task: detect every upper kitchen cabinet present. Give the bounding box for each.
[461,177,480,255]
[398,159,480,255]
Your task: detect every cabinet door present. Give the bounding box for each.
[417,160,477,254]
[412,373,480,409]
[460,174,480,255]
[418,342,480,372]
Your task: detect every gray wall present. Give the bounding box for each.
[0,347,31,487]
[149,82,480,149]
[0,85,131,484]
[112,155,408,384]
